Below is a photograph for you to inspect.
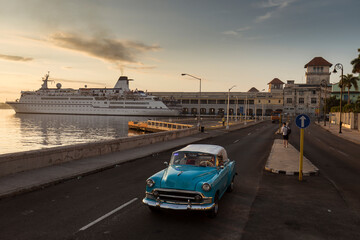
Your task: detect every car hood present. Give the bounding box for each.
[160,165,217,191]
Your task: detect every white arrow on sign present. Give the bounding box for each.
[300,116,306,128]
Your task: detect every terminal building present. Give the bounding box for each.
[152,78,284,117]
[152,57,334,118]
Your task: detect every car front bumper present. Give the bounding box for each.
[143,198,215,211]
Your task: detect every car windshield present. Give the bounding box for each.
[170,151,216,167]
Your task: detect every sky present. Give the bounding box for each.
[0,0,359,102]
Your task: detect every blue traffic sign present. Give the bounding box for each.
[295,114,310,129]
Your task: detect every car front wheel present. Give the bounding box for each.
[207,193,219,218]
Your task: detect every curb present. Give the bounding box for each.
[264,166,319,176]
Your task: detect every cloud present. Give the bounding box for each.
[47,32,160,70]
[222,26,251,36]
[0,54,33,62]
[256,0,295,22]
[222,30,239,36]
[259,0,295,9]
[255,12,273,23]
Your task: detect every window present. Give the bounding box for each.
[311,98,317,104]
[208,100,216,104]
[218,100,226,104]
[312,90,316,94]
[299,98,304,104]
[248,100,254,104]
[200,99,207,104]
[287,98,292,104]
[182,99,189,104]
[190,99,198,104]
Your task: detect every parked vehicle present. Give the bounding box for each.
[271,110,282,123]
[142,144,236,217]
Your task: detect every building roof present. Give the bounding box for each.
[304,57,332,68]
[248,87,259,92]
[268,78,284,85]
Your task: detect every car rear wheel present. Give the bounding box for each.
[227,177,235,192]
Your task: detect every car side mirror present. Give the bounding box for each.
[164,162,169,166]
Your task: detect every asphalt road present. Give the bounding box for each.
[242,122,360,239]
[290,122,360,217]
[0,121,278,240]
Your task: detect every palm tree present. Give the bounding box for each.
[341,74,359,104]
[351,48,360,74]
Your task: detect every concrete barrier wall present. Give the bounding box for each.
[0,127,198,177]
[330,112,358,130]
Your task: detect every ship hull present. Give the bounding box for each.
[6,102,179,117]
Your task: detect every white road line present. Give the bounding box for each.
[233,139,240,143]
[79,198,138,231]
[248,133,252,135]
[328,146,349,157]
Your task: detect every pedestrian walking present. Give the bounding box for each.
[281,122,291,148]
[222,117,225,126]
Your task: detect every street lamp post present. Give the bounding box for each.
[226,85,236,129]
[235,96,238,121]
[181,73,201,129]
[320,80,327,126]
[318,84,322,124]
[332,63,343,133]
[244,93,248,125]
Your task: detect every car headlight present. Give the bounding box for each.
[202,183,211,192]
[146,179,155,188]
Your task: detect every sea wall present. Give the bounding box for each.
[0,127,198,177]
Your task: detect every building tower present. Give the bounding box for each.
[304,57,332,84]
[268,78,284,92]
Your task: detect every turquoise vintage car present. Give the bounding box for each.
[143,144,236,217]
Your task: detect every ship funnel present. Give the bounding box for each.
[114,76,132,91]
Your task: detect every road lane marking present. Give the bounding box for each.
[233,139,240,143]
[248,133,252,135]
[79,198,138,231]
[328,146,350,157]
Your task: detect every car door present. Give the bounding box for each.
[216,154,230,195]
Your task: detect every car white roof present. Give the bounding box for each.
[176,144,228,159]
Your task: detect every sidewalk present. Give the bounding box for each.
[315,121,360,145]
[0,120,260,199]
[265,139,319,176]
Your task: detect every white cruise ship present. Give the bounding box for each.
[6,73,180,116]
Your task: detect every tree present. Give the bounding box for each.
[351,48,360,74]
[340,74,359,104]
[327,96,340,112]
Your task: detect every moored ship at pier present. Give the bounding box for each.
[6,73,180,116]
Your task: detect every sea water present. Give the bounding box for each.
[0,109,154,155]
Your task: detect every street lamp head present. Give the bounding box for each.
[181,73,186,76]
[332,69,337,74]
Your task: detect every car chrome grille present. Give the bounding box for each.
[153,189,205,204]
